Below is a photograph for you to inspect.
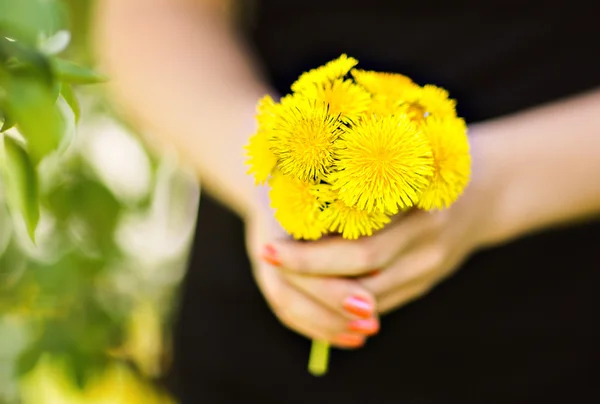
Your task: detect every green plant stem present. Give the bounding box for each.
[308,339,330,376]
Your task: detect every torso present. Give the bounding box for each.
[172,3,600,402]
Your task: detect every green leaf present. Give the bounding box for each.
[0,135,40,242]
[0,36,54,87]
[1,112,15,132]
[63,350,90,390]
[46,172,121,254]
[60,83,80,122]
[50,57,108,84]
[16,345,41,377]
[6,76,64,164]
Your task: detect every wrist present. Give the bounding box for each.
[466,123,520,249]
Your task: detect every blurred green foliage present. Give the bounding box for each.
[0,1,195,402]
[1,0,106,240]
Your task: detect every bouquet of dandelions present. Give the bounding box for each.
[245,55,471,376]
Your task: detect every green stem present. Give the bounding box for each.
[308,339,330,376]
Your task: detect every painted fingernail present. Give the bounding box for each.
[334,333,366,348]
[348,318,380,335]
[261,244,281,267]
[343,296,374,318]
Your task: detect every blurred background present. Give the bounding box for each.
[1,1,197,402]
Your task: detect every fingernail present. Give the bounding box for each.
[343,296,374,318]
[261,244,281,267]
[348,318,380,335]
[334,333,366,348]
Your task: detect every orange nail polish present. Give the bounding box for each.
[368,269,381,277]
[334,333,365,348]
[261,244,281,267]
[343,296,374,318]
[348,318,380,335]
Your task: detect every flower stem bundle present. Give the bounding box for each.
[245,55,471,375]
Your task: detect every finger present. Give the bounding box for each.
[282,272,379,322]
[262,210,437,276]
[254,262,371,348]
[377,281,432,314]
[359,244,445,297]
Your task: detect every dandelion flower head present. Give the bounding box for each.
[402,84,457,121]
[269,96,341,182]
[330,114,434,214]
[269,172,327,240]
[245,95,279,184]
[351,69,417,97]
[321,198,391,240]
[292,54,358,93]
[417,116,471,210]
[299,78,371,122]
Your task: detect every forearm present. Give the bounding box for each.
[472,88,600,246]
[93,0,269,219]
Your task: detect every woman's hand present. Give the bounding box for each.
[259,134,502,315]
[245,193,382,349]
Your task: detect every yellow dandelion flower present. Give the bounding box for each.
[300,78,371,122]
[245,130,277,185]
[292,54,358,93]
[269,96,341,182]
[255,94,279,130]
[351,69,417,97]
[321,199,391,240]
[310,183,390,239]
[351,70,422,117]
[417,116,471,210]
[269,172,327,240]
[330,114,434,214]
[368,96,409,117]
[245,95,279,184]
[403,84,457,121]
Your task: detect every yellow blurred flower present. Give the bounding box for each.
[269,96,341,182]
[291,54,358,93]
[403,84,457,121]
[269,172,327,240]
[352,69,418,117]
[256,94,279,129]
[351,69,416,97]
[368,97,409,117]
[330,114,434,214]
[123,300,164,378]
[245,130,278,185]
[20,356,175,404]
[245,95,279,184]
[417,116,471,210]
[299,78,371,122]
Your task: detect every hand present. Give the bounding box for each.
[262,138,499,314]
[245,192,382,349]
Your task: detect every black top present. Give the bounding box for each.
[169,2,600,403]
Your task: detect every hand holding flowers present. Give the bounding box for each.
[245,55,474,375]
